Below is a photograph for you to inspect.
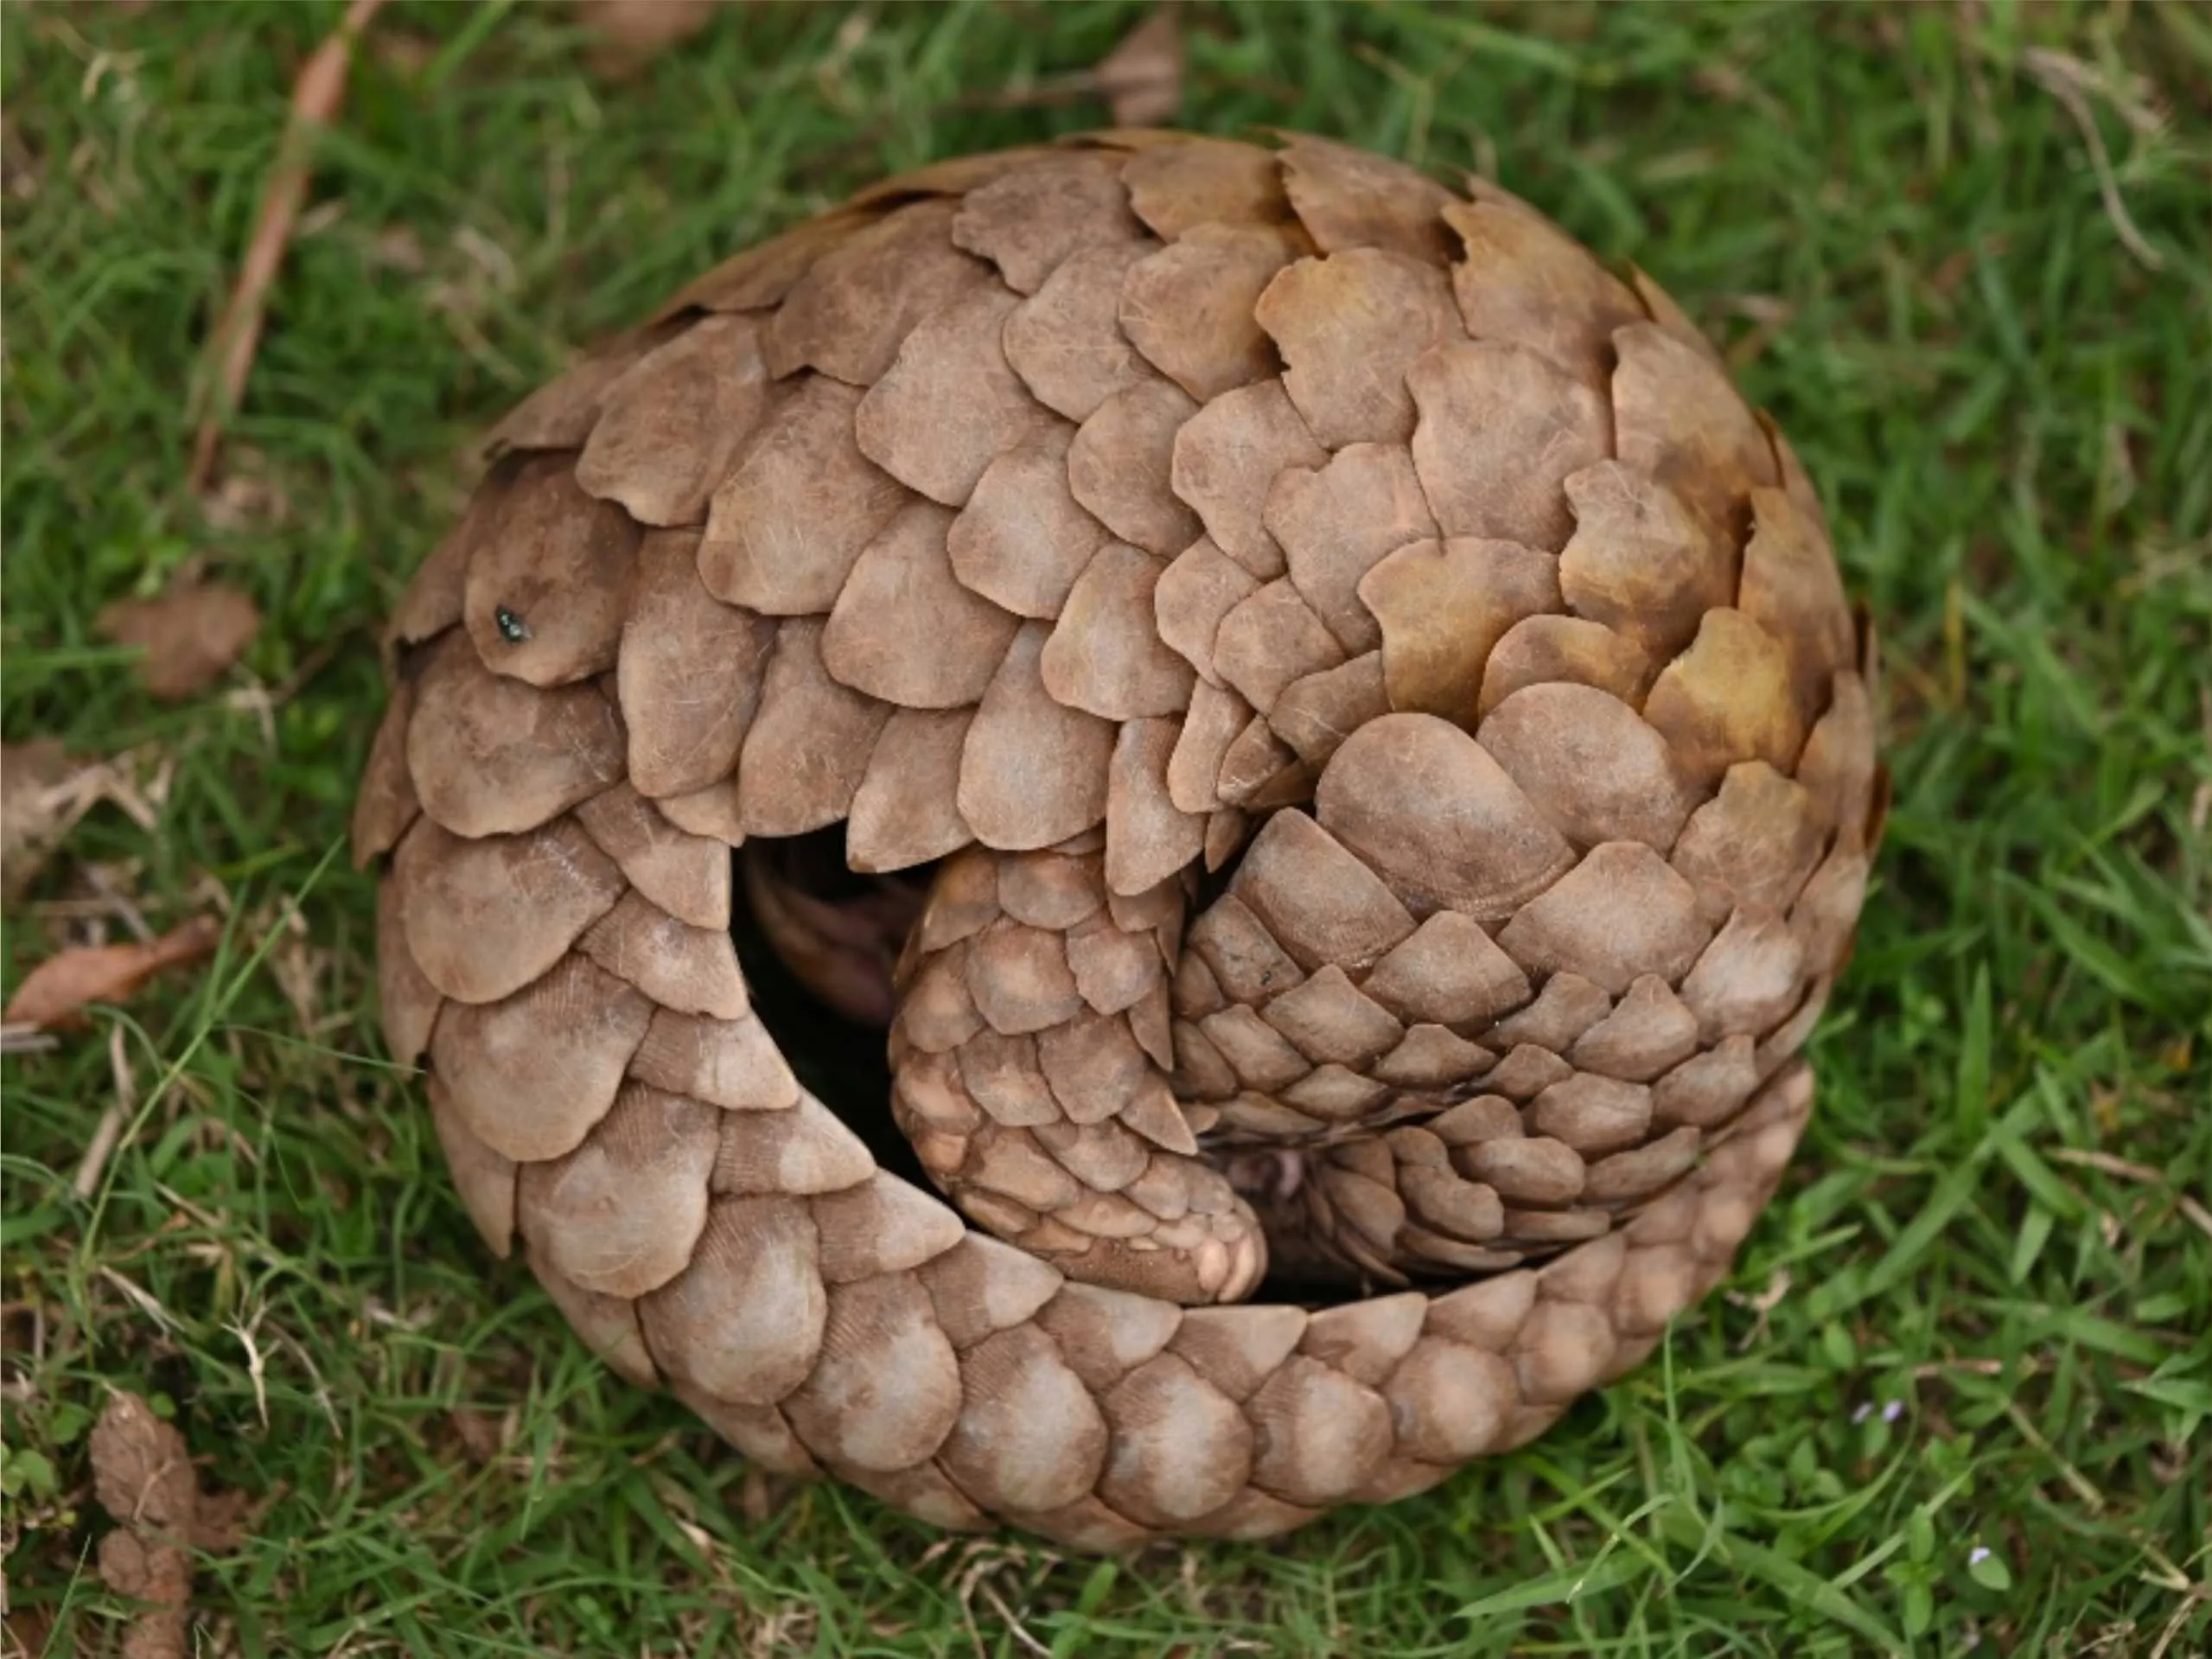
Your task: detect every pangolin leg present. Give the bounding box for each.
[887,845,1267,1306]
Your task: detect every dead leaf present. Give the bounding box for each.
[3,745,174,912]
[189,0,387,491]
[190,1488,251,1555]
[198,449,294,533]
[92,1395,199,1534]
[14,747,173,839]
[738,1464,779,1526]
[1,740,74,903]
[3,914,222,1031]
[1097,9,1182,127]
[96,581,260,700]
[90,1392,241,1659]
[577,0,724,73]
[3,1608,59,1656]
[448,1407,504,1464]
[367,225,426,273]
[99,1531,192,1659]
[371,29,439,78]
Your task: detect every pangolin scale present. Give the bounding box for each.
[354,129,1883,1546]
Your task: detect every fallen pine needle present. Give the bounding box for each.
[2050,1147,2212,1241]
[2053,1146,2172,1186]
[2179,1194,2212,1243]
[230,1307,271,1431]
[72,1103,128,1202]
[188,0,388,492]
[70,1026,137,1200]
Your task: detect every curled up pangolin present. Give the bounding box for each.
[353,130,1884,1547]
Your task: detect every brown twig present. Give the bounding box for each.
[188,0,387,492]
[2051,1146,2168,1185]
[2023,48,2165,273]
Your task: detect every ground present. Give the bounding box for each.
[2,3,2208,1654]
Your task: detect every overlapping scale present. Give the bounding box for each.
[616,530,778,801]
[364,130,1877,1550]
[762,200,988,385]
[574,314,772,527]
[1119,225,1301,402]
[1255,249,1462,447]
[406,632,625,839]
[461,452,640,686]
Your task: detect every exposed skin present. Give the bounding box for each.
[1224,1147,1308,1203]
[741,839,927,1029]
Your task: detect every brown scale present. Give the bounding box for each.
[354,130,1882,1547]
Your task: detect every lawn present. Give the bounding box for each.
[3,1,2208,1653]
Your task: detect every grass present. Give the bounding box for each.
[3,0,2209,1652]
